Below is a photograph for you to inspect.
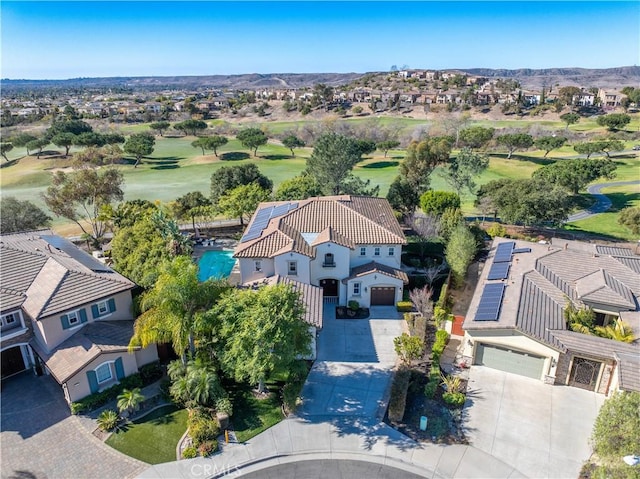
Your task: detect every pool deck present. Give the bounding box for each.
[193,239,241,285]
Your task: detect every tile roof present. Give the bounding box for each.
[549,329,639,358]
[31,321,138,383]
[575,270,636,310]
[234,196,405,259]
[342,261,409,284]
[1,231,135,318]
[1,288,26,311]
[614,352,640,392]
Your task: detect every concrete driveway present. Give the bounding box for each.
[299,305,405,418]
[463,367,605,479]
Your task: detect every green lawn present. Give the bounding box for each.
[227,383,284,443]
[105,405,187,465]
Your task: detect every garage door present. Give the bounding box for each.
[475,344,545,379]
[371,287,395,305]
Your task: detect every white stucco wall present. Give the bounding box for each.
[238,257,275,283]
[349,244,402,270]
[275,252,311,283]
[345,274,405,308]
[134,344,159,368]
[310,243,350,285]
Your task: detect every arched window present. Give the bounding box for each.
[324,253,335,267]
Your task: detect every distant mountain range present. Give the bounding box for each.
[2,66,638,91]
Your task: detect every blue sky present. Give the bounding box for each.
[2,1,638,79]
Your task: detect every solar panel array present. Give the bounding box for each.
[474,283,506,321]
[493,241,515,263]
[41,235,112,272]
[487,262,510,280]
[241,202,298,242]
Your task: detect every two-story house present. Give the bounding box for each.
[0,231,158,404]
[233,196,408,308]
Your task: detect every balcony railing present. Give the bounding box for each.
[322,262,336,268]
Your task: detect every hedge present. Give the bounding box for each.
[387,366,412,423]
[396,301,413,312]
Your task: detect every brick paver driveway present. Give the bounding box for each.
[1,372,145,479]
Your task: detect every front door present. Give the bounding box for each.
[319,279,338,297]
[569,357,602,391]
[1,346,27,379]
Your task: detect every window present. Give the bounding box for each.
[353,282,361,296]
[388,247,395,256]
[254,260,262,272]
[287,261,297,275]
[67,310,79,326]
[360,247,366,256]
[374,247,380,257]
[323,253,335,267]
[97,301,109,315]
[2,313,16,325]
[95,362,112,384]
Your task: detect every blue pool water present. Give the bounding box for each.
[197,250,236,281]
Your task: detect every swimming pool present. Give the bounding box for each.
[197,250,236,281]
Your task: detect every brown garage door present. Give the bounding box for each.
[371,287,395,305]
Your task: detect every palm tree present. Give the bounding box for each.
[595,319,635,343]
[128,256,230,362]
[168,358,225,408]
[117,388,145,416]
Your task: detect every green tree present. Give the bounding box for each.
[376,140,401,157]
[130,256,230,360]
[313,83,334,111]
[564,300,595,335]
[51,132,76,157]
[393,333,425,365]
[0,142,13,161]
[149,121,171,136]
[46,119,92,138]
[445,223,477,285]
[495,133,534,159]
[305,132,364,195]
[440,148,489,194]
[354,139,377,157]
[420,191,461,216]
[1,197,51,233]
[204,135,228,157]
[458,126,494,150]
[533,158,616,194]
[168,358,226,408]
[173,191,211,230]
[102,133,126,145]
[10,133,37,152]
[124,132,155,168]
[217,183,271,225]
[618,206,640,235]
[174,119,208,136]
[598,139,625,158]
[595,318,635,343]
[573,141,605,159]
[274,174,322,201]
[117,388,145,416]
[439,207,465,241]
[282,135,305,157]
[42,168,124,247]
[399,137,453,195]
[387,175,420,218]
[213,284,312,392]
[26,137,50,159]
[210,163,273,205]
[534,136,567,157]
[597,113,631,131]
[557,86,582,107]
[74,131,106,148]
[559,112,580,131]
[236,127,268,156]
[111,199,157,228]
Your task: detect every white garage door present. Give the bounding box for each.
[475,344,545,380]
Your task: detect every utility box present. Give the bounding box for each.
[420,416,428,431]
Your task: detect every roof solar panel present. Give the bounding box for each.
[494,241,515,263]
[474,283,506,321]
[41,235,111,272]
[487,262,510,280]
[513,247,531,254]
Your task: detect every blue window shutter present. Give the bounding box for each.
[79,309,88,324]
[61,314,70,330]
[91,305,99,319]
[107,298,116,313]
[114,357,125,380]
[87,370,99,394]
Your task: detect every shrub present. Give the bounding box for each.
[396,301,413,312]
[486,222,507,238]
[387,366,411,423]
[182,446,197,459]
[282,381,303,414]
[432,330,450,358]
[188,410,220,446]
[348,300,359,311]
[197,440,218,457]
[394,333,425,364]
[96,409,120,432]
[70,373,144,414]
[440,373,462,393]
[139,361,164,385]
[592,391,640,461]
[424,380,438,399]
[442,391,466,408]
[215,397,233,416]
[433,306,449,328]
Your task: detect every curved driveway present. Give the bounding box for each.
[567,180,640,222]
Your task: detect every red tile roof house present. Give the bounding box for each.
[0,231,158,404]
[461,237,640,394]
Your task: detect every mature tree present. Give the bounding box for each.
[420,191,461,216]
[399,137,453,195]
[533,158,617,194]
[439,207,465,241]
[409,285,434,319]
[282,135,305,157]
[124,132,155,167]
[26,138,50,159]
[557,86,582,107]
[52,132,76,157]
[597,113,631,131]
[10,133,37,152]
[340,175,380,196]
[130,256,230,361]
[173,191,211,230]
[210,163,273,205]
[377,140,401,157]
[598,139,625,158]
[74,131,106,148]
[305,132,364,195]
[458,126,494,150]
[217,183,271,225]
[534,136,567,157]
[618,206,640,235]
[445,224,477,285]
[440,148,489,194]
[213,283,312,392]
[102,133,126,145]
[46,119,92,138]
[354,139,377,157]
[168,358,226,408]
[559,112,580,131]
[313,83,334,111]
[274,174,322,201]
[174,119,208,136]
[191,135,228,157]
[408,212,441,259]
[191,138,208,156]
[573,141,606,159]
[111,199,157,229]
[0,142,13,161]
[236,127,268,156]
[387,175,420,218]
[149,121,171,136]
[42,168,124,247]
[1,197,51,233]
[495,133,534,159]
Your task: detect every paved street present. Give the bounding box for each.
[567,180,640,222]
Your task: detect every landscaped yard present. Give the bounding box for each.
[105,405,187,464]
[226,382,284,443]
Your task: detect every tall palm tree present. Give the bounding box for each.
[595,319,636,343]
[117,388,145,416]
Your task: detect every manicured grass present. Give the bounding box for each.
[227,382,284,443]
[105,405,187,465]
